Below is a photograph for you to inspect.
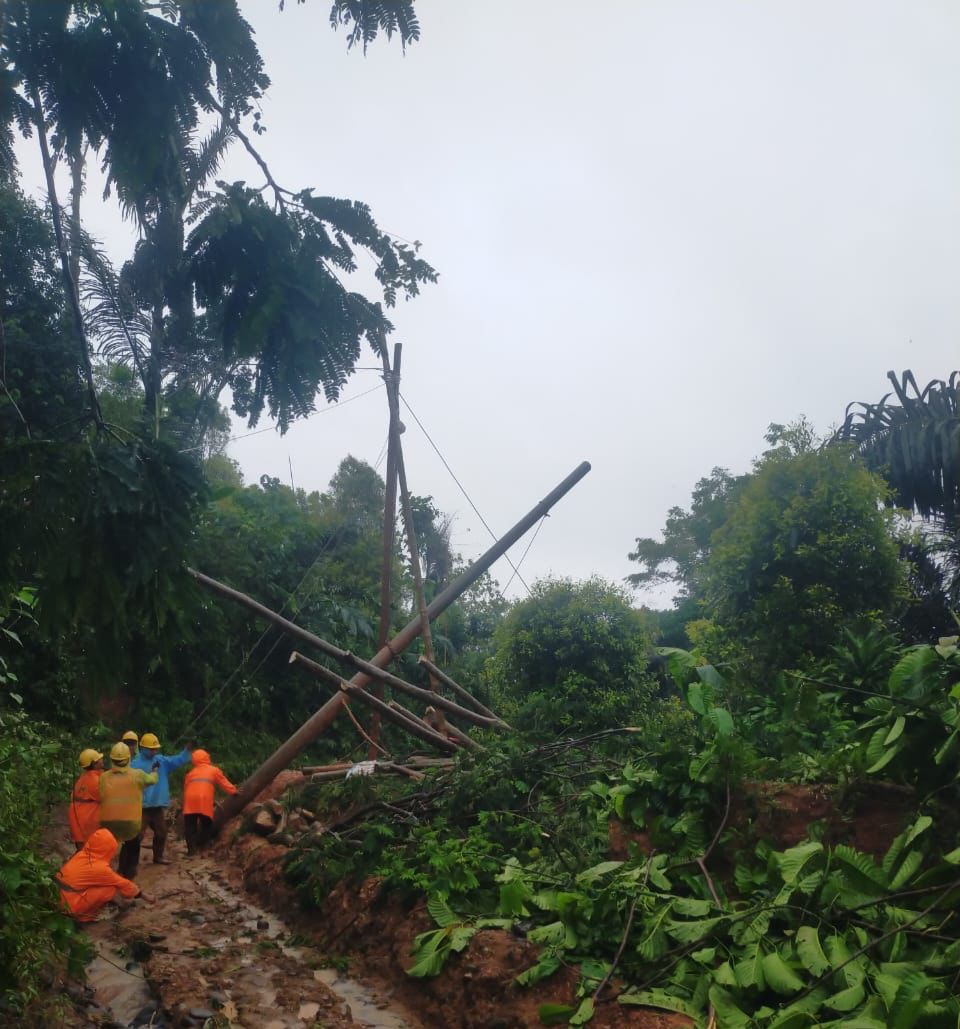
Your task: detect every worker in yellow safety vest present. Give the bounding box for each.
[99,742,158,879]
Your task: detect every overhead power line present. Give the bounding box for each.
[399,392,533,597]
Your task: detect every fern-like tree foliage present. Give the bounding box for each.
[1,0,434,445]
[836,370,960,521]
[835,370,960,622]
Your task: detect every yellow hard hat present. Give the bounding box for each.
[110,742,131,764]
[121,730,138,743]
[79,748,103,768]
[140,732,161,749]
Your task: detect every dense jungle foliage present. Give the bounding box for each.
[2,1,960,1026]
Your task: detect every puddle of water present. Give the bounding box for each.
[85,938,154,1026]
[314,967,412,1029]
[199,873,417,1028]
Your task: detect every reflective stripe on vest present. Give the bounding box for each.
[188,777,216,786]
[100,769,142,823]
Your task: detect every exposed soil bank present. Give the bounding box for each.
[47,805,421,1028]
[219,823,691,1028]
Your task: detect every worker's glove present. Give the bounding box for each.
[151,760,160,772]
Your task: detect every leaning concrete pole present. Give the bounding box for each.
[208,460,591,828]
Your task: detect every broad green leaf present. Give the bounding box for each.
[734,943,765,989]
[619,990,701,1018]
[707,707,734,736]
[712,961,738,986]
[528,921,565,946]
[575,861,622,885]
[934,730,959,766]
[884,715,906,746]
[697,663,725,689]
[499,879,531,917]
[776,841,824,885]
[687,681,707,715]
[761,951,805,995]
[889,970,929,1029]
[569,997,595,1026]
[829,1018,887,1028]
[426,895,458,928]
[637,901,674,961]
[888,647,937,695]
[673,897,713,918]
[824,935,865,988]
[833,846,888,897]
[448,926,476,953]
[824,982,866,1012]
[883,817,932,878]
[475,918,513,930]
[516,956,561,987]
[864,727,889,768]
[538,1003,577,1025]
[666,916,722,944]
[866,741,903,774]
[708,985,750,1027]
[889,850,923,891]
[795,926,830,976]
[766,1010,816,1029]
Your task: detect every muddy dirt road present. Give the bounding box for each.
[49,821,421,1029]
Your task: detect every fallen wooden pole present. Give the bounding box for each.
[407,702,482,754]
[289,649,502,730]
[290,652,455,752]
[387,700,443,740]
[309,762,426,783]
[417,657,502,722]
[434,714,481,753]
[339,682,458,754]
[302,763,353,775]
[206,460,591,829]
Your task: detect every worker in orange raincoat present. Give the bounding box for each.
[183,749,237,854]
[99,742,158,878]
[57,828,155,922]
[69,748,104,849]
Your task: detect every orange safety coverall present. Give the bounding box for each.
[57,828,140,922]
[183,750,237,818]
[69,768,102,844]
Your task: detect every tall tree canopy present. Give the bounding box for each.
[0,0,434,653]
[700,447,904,672]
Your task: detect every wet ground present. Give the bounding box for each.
[49,817,421,1029]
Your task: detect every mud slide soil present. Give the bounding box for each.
[48,811,421,1029]
[214,775,691,1029]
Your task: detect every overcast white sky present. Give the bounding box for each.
[18,1,960,603]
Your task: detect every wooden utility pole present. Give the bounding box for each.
[371,340,402,756]
[202,461,592,830]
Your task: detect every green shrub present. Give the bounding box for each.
[0,709,88,1020]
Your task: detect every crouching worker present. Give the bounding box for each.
[183,750,237,854]
[57,828,155,922]
[100,742,158,879]
[69,749,104,850]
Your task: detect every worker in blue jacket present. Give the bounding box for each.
[130,731,192,873]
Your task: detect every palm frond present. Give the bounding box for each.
[76,230,150,375]
[184,120,234,194]
[835,369,960,520]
